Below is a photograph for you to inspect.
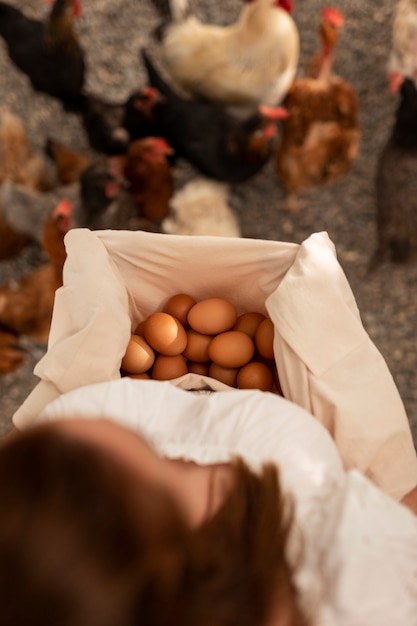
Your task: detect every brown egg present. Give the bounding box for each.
[121,335,155,374]
[145,312,187,356]
[183,329,212,362]
[126,372,151,380]
[209,362,238,387]
[163,293,197,327]
[208,330,254,368]
[187,297,237,335]
[188,361,210,376]
[233,311,266,338]
[255,318,275,360]
[133,319,147,337]
[237,361,274,391]
[152,354,188,380]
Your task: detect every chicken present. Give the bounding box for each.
[76,87,163,155]
[0,108,52,191]
[0,108,53,259]
[370,78,417,267]
[122,87,165,142]
[114,137,174,222]
[73,159,161,232]
[0,179,80,246]
[41,197,73,283]
[158,0,299,116]
[0,221,30,261]
[387,0,417,93]
[0,0,85,110]
[141,49,289,183]
[162,177,241,236]
[0,197,74,351]
[45,137,91,184]
[275,7,360,209]
[0,326,24,374]
[0,159,141,245]
[77,93,131,156]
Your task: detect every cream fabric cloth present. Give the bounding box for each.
[37,378,417,626]
[12,229,417,499]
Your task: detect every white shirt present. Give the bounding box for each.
[38,378,417,626]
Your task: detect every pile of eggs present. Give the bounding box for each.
[121,294,282,393]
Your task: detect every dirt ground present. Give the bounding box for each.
[0,0,416,448]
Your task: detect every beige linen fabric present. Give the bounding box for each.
[12,229,417,499]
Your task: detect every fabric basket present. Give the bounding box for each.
[13,228,417,500]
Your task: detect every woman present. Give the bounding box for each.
[0,417,306,626]
[1,378,417,625]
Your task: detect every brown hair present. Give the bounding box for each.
[0,424,306,626]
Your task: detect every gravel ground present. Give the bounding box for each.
[0,0,416,448]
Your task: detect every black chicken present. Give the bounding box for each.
[77,87,162,155]
[0,0,85,110]
[77,93,131,156]
[74,160,132,229]
[371,78,417,268]
[122,87,164,141]
[140,48,288,183]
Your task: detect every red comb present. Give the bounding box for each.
[53,198,73,219]
[322,7,345,26]
[151,136,174,154]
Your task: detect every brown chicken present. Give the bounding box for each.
[0,108,53,191]
[275,7,360,210]
[45,137,91,185]
[114,137,175,222]
[0,108,53,259]
[0,326,24,375]
[0,197,73,375]
[0,0,85,110]
[1,180,79,248]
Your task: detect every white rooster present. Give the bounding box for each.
[160,0,299,116]
[388,0,417,92]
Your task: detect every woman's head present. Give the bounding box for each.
[0,419,306,626]
[0,422,193,626]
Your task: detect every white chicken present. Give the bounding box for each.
[159,0,299,116]
[388,0,417,92]
[162,178,241,237]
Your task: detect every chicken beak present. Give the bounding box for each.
[258,104,289,120]
[153,137,175,156]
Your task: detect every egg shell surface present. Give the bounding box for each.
[208,330,255,368]
[121,335,155,374]
[183,329,213,362]
[255,318,275,360]
[237,361,274,391]
[187,298,237,335]
[209,362,238,387]
[233,311,266,338]
[145,312,187,356]
[163,293,197,327]
[188,361,210,376]
[152,354,188,380]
